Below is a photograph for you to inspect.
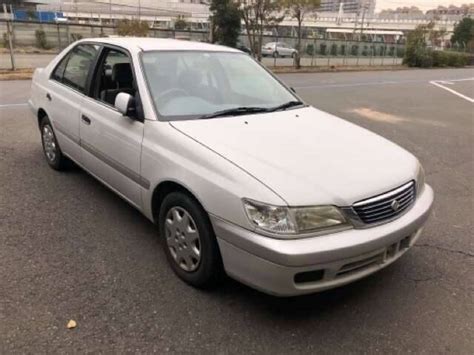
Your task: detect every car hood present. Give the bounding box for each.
[170,106,418,206]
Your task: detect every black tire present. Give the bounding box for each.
[158,191,223,288]
[292,52,297,58]
[273,51,279,58]
[39,116,69,171]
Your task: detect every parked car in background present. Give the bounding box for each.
[236,43,251,54]
[29,38,433,297]
[262,42,297,58]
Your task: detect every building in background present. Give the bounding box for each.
[35,0,210,28]
[379,6,424,19]
[426,4,474,19]
[318,0,376,15]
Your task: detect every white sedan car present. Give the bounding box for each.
[29,38,433,296]
[262,42,297,58]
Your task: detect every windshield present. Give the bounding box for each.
[141,51,299,120]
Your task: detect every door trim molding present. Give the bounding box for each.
[54,123,150,190]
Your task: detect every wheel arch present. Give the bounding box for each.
[151,180,207,224]
[37,108,48,129]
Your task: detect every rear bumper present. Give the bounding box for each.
[212,185,434,296]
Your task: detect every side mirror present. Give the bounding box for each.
[115,92,136,118]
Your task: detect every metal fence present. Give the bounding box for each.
[0,19,405,70]
[247,35,405,67]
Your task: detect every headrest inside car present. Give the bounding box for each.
[112,63,133,86]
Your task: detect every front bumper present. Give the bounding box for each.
[211,184,434,296]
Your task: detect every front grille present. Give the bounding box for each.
[352,181,416,224]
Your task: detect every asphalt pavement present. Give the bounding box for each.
[1,68,473,353]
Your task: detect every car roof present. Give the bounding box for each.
[78,37,240,54]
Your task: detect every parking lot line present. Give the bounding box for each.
[0,103,28,108]
[430,79,474,103]
[293,77,474,90]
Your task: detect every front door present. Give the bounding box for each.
[79,47,145,208]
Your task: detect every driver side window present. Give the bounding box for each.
[93,48,135,107]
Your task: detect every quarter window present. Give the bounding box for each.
[51,53,69,81]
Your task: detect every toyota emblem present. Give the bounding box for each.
[391,199,400,211]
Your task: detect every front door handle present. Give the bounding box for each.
[81,115,91,125]
[46,93,52,101]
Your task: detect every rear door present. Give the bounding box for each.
[79,46,145,208]
[46,44,99,163]
[280,43,291,56]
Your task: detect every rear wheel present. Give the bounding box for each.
[158,192,223,288]
[40,116,69,170]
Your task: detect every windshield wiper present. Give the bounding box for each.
[268,100,305,112]
[199,106,270,119]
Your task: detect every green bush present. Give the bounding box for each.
[117,19,149,37]
[351,44,358,56]
[306,43,314,55]
[413,50,469,68]
[432,51,449,67]
[320,43,327,55]
[330,43,338,56]
[35,29,48,49]
[432,51,469,67]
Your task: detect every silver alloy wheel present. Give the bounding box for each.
[165,206,201,272]
[42,125,56,162]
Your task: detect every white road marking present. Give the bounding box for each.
[293,77,474,90]
[0,103,28,108]
[430,80,474,103]
[449,78,474,82]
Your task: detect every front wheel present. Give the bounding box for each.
[273,51,279,58]
[292,52,297,58]
[158,192,223,288]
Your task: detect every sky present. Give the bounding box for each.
[376,0,471,11]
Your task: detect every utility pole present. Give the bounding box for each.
[360,0,367,38]
[3,3,16,70]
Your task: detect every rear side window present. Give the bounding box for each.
[52,44,99,93]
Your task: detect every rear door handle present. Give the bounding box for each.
[46,93,52,101]
[81,115,91,125]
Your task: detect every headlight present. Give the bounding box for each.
[243,199,295,234]
[416,164,425,196]
[243,199,351,237]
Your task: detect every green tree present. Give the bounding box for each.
[403,22,434,67]
[174,16,189,30]
[116,19,149,37]
[238,0,283,60]
[279,0,320,68]
[210,0,241,47]
[26,9,38,21]
[35,29,48,49]
[451,17,474,51]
